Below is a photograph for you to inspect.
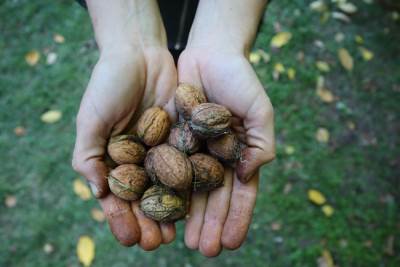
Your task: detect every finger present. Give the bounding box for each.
[221,173,259,250]
[184,192,208,249]
[160,223,176,244]
[131,201,162,251]
[72,107,111,198]
[198,169,233,257]
[100,194,140,246]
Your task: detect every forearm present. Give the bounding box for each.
[86,0,167,53]
[187,0,268,54]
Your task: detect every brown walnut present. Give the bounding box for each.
[108,164,149,201]
[168,122,200,154]
[189,153,224,192]
[207,132,243,163]
[189,103,231,138]
[137,107,171,146]
[145,144,193,191]
[175,83,207,120]
[107,135,146,165]
[140,185,187,222]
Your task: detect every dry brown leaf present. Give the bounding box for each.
[53,33,65,43]
[338,48,353,71]
[77,236,95,267]
[316,128,330,143]
[308,189,327,205]
[25,50,40,66]
[73,179,92,200]
[41,110,62,124]
[14,126,26,136]
[316,87,335,103]
[271,32,292,48]
[5,195,17,208]
[91,208,105,222]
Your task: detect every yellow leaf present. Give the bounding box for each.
[91,208,105,222]
[316,61,330,72]
[308,189,326,205]
[53,33,65,43]
[287,68,296,80]
[322,205,334,217]
[25,50,40,66]
[73,179,92,200]
[41,110,62,124]
[77,236,95,267]
[338,2,358,14]
[338,48,353,71]
[355,35,364,44]
[318,249,335,267]
[271,32,292,48]
[316,128,330,143]
[249,52,261,64]
[274,63,285,73]
[359,47,374,61]
[285,145,295,155]
[316,87,335,103]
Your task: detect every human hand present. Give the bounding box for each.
[177,0,274,257]
[72,0,177,249]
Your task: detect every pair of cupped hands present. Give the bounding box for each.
[72,1,274,257]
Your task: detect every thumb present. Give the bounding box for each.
[236,146,274,183]
[72,105,111,198]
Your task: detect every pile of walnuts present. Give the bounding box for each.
[107,84,244,222]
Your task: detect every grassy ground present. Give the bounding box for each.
[1,0,399,266]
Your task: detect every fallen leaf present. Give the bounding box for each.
[274,63,285,73]
[316,87,335,103]
[332,11,351,22]
[359,47,374,61]
[91,208,105,222]
[14,126,26,136]
[309,0,327,12]
[317,75,325,89]
[53,33,65,43]
[73,179,92,200]
[287,68,296,80]
[316,128,330,143]
[355,35,364,44]
[258,49,271,63]
[384,235,395,256]
[285,145,295,155]
[46,52,58,65]
[43,243,54,254]
[346,121,356,130]
[249,52,261,64]
[308,189,327,205]
[41,110,62,124]
[316,61,330,72]
[25,50,40,66]
[77,236,95,267]
[317,249,334,267]
[5,195,17,208]
[271,32,292,48]
[283,183,293,194]
[338,48,353,71]
[321,205,334,217]
[338,2,357,14]
[314,40,325,49]
[271,222,282,231]
[334,32,345,42]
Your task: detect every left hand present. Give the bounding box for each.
[178,46,275,256]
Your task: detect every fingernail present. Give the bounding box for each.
[89,182,100,198]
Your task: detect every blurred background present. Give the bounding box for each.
[1,0,399,266]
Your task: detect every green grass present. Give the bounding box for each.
[1,0,399,266]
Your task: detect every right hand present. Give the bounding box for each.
[72,0,177,249]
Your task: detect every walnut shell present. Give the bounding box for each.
[140,185,186,222]
[107,135,146,165]
[137,107,171,146]
[175,83,207,120]
[189,103,231,138]
[108,164,149,201]
[207,132,243,163]
[168,122,200,154]
[189,153,224,192]
[145,144,193,191]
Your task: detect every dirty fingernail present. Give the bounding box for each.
[89,182,100,198]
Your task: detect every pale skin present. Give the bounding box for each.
[72,0,274,256]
